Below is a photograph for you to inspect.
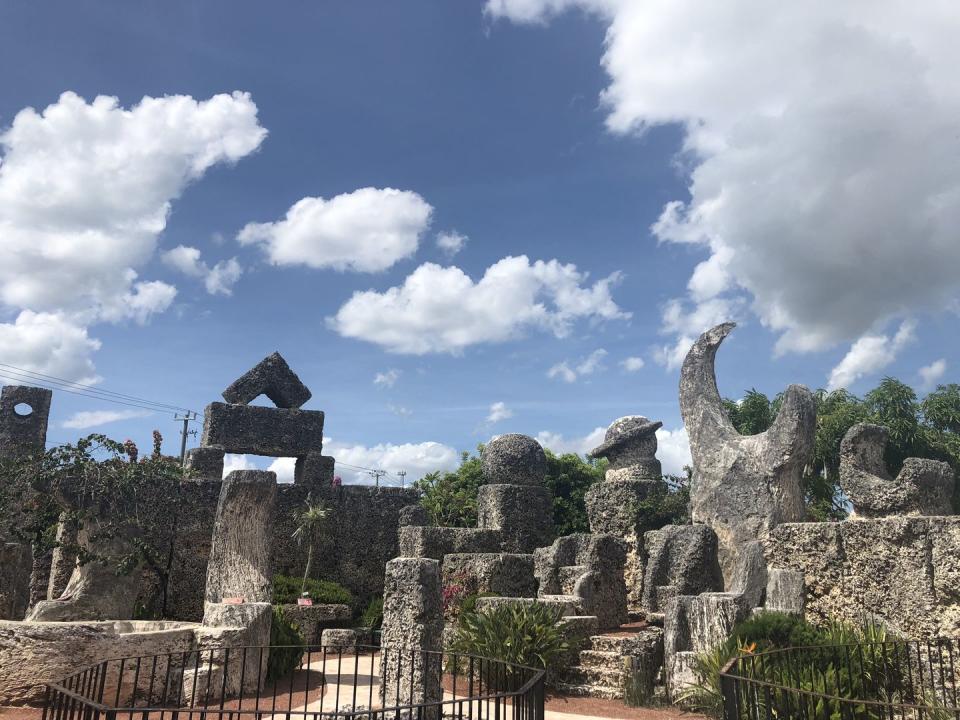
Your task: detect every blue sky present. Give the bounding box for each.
[0,1,957,483]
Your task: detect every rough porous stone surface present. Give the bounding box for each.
[840,423,954,518]
[534,533,628,629]
[27,525,141,621]
[477,484,553,552]
[442,553,536,597]
[586,478,664,610]
[201,601,272,649]
[201,402,324,457]
[380,558,443,712]
[475,595,584,616]
[680,323,815,586]
[294,451,335,486]
[321,628,358,649]
[204,470,276,604]
[0,619,197,705]
[765,568,805,615]
[398,503,429,527]
[664,592,751,695]
[0,543,30,620]
[480,434,547,486]
[222,351,312,409]
[278,603,352,644]
[278,485,422,607]
[764,517,960,637]
[0,384,52,457]
[730,540,768,609]
[185,446,225,479]
[640,524,722,614]
[398,526,502,560]
[162,482,419,621]
[588,416,663,481]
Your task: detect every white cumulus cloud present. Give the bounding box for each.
[656,426,692,478]
[325,438,460,485]
[826,320,916,391]
[436,231,468,257]
[328,256,629,354]
[163,245,243,296]
[535,426,606,456]
[919,358,947,392]
[238,187,432,273]
[486,401,514,424]
[0,311,102,384]
[489,0,960,359]
[548,349,607,382]
[0,91,266,378]
[62,409,152,430]
[620,356,645,372]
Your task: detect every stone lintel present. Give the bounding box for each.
[201,402,324,457]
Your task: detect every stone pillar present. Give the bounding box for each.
[477,434,554,552]
[380,558,443,713]
[204,470,276,606]
[585,478,660,610]
[0,385,52,457]
[477,484,553,552]
[202,470,276,647]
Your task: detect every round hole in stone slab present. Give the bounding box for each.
[13,402,33,417]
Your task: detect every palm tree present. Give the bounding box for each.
[292,494,328,597]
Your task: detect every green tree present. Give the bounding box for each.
[414,449,484,527]
[724,376,960,518]
[543,450,605,535]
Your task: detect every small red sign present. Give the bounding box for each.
[297,598,313,606]
[223,597,246,605]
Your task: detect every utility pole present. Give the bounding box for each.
[174,411,198,465]
[397,470,406,488]
[368,469,387,488]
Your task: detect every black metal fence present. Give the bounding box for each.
[43,644,545,720]
[720,639,960,719]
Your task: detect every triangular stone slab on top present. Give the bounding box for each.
[222,351,312,409]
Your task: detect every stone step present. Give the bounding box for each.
[537,594,584,615]
[476,594,583,616]
[563,664,626,688]
[577,649,623,669]
[553,681,624,700]
[557,565,586,595]
[588,629,661,654]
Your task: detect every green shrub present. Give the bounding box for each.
[272,574,354,606]
[450,602,570,688]
[731,610,826,650]
[359,596,384,630]
[267,606,305,681]
[678,615,900,718]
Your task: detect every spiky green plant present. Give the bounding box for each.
[450,602,570,689]
[291,494,328,596]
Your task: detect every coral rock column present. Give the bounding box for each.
[584,416,664,611]
[380,557,443,716]
[477,434,554,552]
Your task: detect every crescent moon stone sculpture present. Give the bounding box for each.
[679,322,816,586]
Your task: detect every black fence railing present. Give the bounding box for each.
[42,644,546,720]
[720,639,960,719]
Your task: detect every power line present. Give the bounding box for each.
[0,364,196,416]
